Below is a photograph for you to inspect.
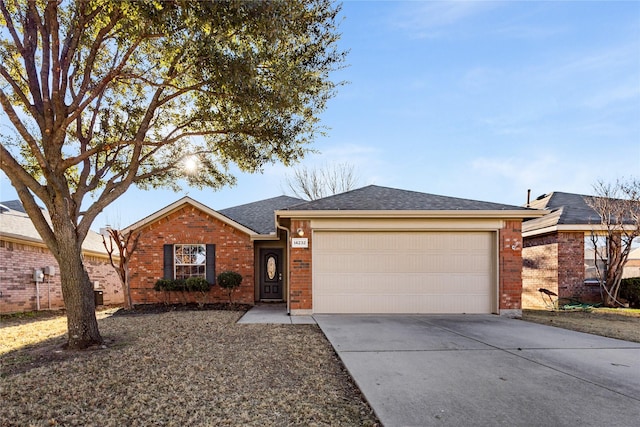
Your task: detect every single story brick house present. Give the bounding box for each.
[522,191,640,309]
[0,200,122,314]
[126,185,543,317]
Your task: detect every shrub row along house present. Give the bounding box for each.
[3,186,638,315]
[0,201,121,313]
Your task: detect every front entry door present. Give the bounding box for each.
[260,248,284,299]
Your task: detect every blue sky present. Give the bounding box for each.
[1,0,639,230]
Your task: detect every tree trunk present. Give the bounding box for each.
[56,226,103,349]
[123,267,133,309]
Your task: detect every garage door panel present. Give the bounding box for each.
[313,231,495,314]
[316,253,490,274]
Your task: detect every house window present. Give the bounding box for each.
[174,244,206,280]
[584,234,607,283]
[164,243,215,283]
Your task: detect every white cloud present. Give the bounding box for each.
[391,0,496,39]
[583,80,640,109]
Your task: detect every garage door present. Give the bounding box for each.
[313,231,495,314]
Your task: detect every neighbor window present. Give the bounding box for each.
[174,244,206,280]
[584,234,607,283]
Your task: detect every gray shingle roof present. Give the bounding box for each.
[0,199,29,213]
[0,199,109,255]
[220,195,304,234]
[524,192,601,231]
[284,185,533,211]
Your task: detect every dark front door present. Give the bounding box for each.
[260,248,284,299]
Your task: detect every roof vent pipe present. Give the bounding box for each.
[526,189,531,207]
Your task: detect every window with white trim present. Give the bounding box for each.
[174,244,206,280]
[584,234,607,283]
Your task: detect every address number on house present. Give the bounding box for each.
[291,238,309,248]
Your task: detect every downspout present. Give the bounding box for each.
[275,217,291,315]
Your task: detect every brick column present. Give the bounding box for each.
[289,219,312,315]
[499,220,523,317]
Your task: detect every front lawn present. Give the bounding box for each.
[0,309,379,426]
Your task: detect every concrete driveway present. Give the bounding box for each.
[314,315,640,427]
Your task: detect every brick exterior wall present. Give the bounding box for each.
[499,220,524,314]
[128,205,255,306]
[288,220,312,312]
[0,239,122,314]
[523,231,601,309]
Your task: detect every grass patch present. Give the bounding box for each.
[0,309,379,426]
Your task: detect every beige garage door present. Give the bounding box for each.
[313,231,496,314]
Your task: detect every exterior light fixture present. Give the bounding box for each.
[296,228,304,237]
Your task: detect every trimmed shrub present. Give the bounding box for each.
[154,278,174,291]
[154,278,209,292]
[620,278,640,308]
[185,276,211,292]
[217,271,243,304]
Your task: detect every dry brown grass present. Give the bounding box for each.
[522,307,640,343]
[1,309,379,427]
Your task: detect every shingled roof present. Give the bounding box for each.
[283,185,534,212]
[523,191,602,233]
[0,200,109,255]
[220,195,304,234]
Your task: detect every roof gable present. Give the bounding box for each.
[124,196,259,236]
[285,185,533,212]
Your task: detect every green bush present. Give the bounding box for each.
[154,278,209,292]
[620,277,640,308]
[154,278,174,291]
[217,271,243,304]
[185,276,211,292]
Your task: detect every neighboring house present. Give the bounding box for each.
[0,200,122,314]
[622,247,640,279]
[126,185,542,317]
[522,191,640,309]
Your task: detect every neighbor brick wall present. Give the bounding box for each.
[522,231,601,308]
[288,220,312,312]
[0,239,122,314]
[499,220,524,313]
[522,234,559,309]
[558,232,600,303]
[128,205,255,305]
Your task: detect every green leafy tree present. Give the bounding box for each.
[0,0,344,348]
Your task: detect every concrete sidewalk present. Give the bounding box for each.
[315,314,640,427]
[237,303,316,324]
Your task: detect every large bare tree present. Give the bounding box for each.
[0,0,344,348]
[586,178,640,307]
[284,162,360,200]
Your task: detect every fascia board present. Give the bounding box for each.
[276,209,546,220]
[0,233,116,260]
[522,224,637,238]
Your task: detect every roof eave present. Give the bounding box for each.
[523,224,638,237]
[276,209,546,220]
[0,233,117,260]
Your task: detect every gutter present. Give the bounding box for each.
[275,218,291,316]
